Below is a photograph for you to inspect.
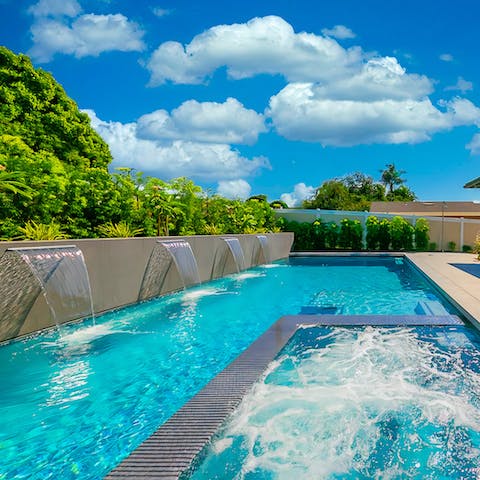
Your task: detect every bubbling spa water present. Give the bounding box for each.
[192,326,480,479]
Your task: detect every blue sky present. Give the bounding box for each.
[2,0,480,205]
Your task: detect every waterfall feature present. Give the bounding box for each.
[0,246,94,339]
[139,239,200,301]
[251,234,271,266]
[211,237,246,280]
[224,237,245,273]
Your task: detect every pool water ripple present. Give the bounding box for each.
[0,258,459,479]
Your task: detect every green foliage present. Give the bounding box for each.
[380,163,406,194]
[447,241,456,252]
[414,218,430,251]
[97,221,143,238]
[338,219,363,250]
[312,219,326,249]
[378,219,391,250]
[303,167,415,212]
[18,220,67,240]
[462,245,473,253]
[474,234,480,260]
[366,216,380,250]
[429,242,437,251]
[0,218,19,240]
[389,216,414,250]
[324,222,339,249]
[270,200,289,209]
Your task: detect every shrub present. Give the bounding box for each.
[97,221,143,238]
[339,218,363,250]
[282,220,315,251]
[366,216,380,250]
[324,222,339,249]
[312,219,326,250]
[18,220,67,240]
[414,218,429,251]
[474,233,480,260]
[390,216,414,250]
[447,241,456,252]
[429,242,437,251]
[462,244,473,253]
[378,218,391,250]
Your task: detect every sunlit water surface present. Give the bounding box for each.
[0,258,459,479]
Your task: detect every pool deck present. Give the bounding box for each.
[406,252,480,330]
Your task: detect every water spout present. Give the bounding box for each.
[251,234,271,266]
[0,245,94,339]
[139,239,200,301]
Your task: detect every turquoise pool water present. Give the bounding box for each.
[192,325,480,479]
[0,257,458,479]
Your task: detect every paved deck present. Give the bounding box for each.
[406,252,480,329]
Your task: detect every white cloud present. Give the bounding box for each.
[152,7,171,17]
[147,15,362,85]
[29,4,145,62]
[28,0,81,18]
[280,183,315,207]
[439,53,454,62]
[137,98,266,145]
[445,76,473,93]
[217,179,252,199]
[321,25,356,39]
[309,56,433,101]
[83,109,270,180]
[467,133,480,155]
[268,83,480,146]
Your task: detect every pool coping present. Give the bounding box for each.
[106,313,463,479]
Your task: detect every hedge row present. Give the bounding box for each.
[281,216,430,251]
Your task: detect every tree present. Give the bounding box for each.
[303,180,351,210]
[380,163,406,194]
[0,46,115,237]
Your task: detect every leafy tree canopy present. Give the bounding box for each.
[303,169,416,211]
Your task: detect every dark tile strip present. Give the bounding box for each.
[105,314,463,479]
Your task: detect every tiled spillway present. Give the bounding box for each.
[106,314,463,480]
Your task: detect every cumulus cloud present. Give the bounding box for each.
[268,83,480,146]
[280,183,315,207]
[217,179,252,199]
[137,98,266,145]
[83,109,270,180]
[147,15,362,85]
[28,1,145,62]
[467,134,480,155]
[439,53,454,62]
[28,0,81,18]
[445,76,473,93]
[321,25,356,39]
[308,56,433,101]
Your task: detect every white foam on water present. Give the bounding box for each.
[235,272,265,281]
[182,287,226,302]
[59,323,121,345]
[263,264,286,269]
[208,327,480,478]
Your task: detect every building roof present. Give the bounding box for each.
[464,177,480,188]
[370,201,480,218]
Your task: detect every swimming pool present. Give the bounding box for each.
[192,325,480,479]
[0,257,461,479]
